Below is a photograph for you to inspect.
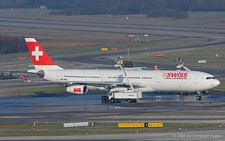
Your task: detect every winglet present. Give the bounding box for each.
[25,38,62,70]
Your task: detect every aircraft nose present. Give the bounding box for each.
[216,80,220,86]
[215,79,220,87]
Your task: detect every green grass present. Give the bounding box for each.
[132,45,225,67]
[0,36,207,63]
[127,111,225,116]
[0,26,123,40]
[1,61,75,70]
[0,122,59,130]
[0,122,222,136]
[2,86,65,96]
[0,9,225,28]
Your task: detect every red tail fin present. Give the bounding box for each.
[154,65,159,70]
[25,38,62,70]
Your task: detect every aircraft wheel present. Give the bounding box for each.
[127,99,132,103]
[110,98,115,103]
[196,95,202,101]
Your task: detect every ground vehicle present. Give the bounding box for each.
[101,88,142,103]
[0,71,17,79]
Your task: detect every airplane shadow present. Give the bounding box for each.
[31,92,72,97]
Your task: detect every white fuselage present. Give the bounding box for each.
[42,69,220,93]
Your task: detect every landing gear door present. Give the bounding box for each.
[193,75,199,83]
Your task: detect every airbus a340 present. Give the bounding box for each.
[23,38,220,101]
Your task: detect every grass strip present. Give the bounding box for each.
[132,45,225,67]
[0,122,223,136]
[2,86,65,96]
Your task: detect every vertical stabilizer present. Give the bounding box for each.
[25,38,62,70]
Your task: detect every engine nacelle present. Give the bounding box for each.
[66,85,88,94]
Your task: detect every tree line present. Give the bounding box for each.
[146,9,189,19]
[1,0,225,14]
[0,35,27,54]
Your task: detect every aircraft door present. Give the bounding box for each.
[193,75,199,83]
[117,75,123,83]
[56,72,62,80]
[155,75,161,83]
[100,74,105,82]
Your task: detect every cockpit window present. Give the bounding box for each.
[206,77,215,80]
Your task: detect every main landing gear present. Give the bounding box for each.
[196,91,202,101]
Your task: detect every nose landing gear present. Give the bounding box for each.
[196,95,202,100]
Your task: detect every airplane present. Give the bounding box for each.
[24,38,220,101]
[154,65,159,70]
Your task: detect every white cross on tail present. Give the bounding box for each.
[32,46,43,61]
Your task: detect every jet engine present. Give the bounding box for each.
[37,70,45,78]
[66,85,88,94]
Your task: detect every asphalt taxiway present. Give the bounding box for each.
[1,90,225,122]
